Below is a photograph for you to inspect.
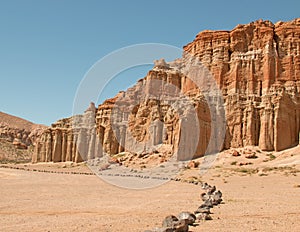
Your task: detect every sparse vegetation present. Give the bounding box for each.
[266,153,276,160]
[262,167,275,172]
[232,167,258,175]
[212,174,221,177]
[230,161,237,165]
[261,166,300,174]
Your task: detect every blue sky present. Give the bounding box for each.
[0,0,299,125]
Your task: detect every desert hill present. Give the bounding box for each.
[0,111,45,163]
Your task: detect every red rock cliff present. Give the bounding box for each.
[184,18,300,151]
[33,18,300,163]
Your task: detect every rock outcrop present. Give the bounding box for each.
[32,103,102,163]
[0,111,45,162]
[184,18,300,151]
[33,18,300,163]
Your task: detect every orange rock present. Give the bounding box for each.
[187,160,200,168]
[232,150,241,157]
[108,157,119,164]
[33,19,300,164]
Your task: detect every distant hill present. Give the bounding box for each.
[0,111,46,163]
[0,111,44,130]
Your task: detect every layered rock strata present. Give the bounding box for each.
[184,18,300,151]
[32,103,102,163]
[33,18,300,163]
[0,111,45,150]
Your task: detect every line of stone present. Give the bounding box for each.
[145,182,223,232]
[0,165,200,184]
[0,165,95,176]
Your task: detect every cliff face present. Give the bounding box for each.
[33,18,300,163]
[184,18,300,151]
[32,103,100,163]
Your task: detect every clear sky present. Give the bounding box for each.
[0,0,299,125]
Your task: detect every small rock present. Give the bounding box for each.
[245,153,258,159]
[194,206,211,214]
[214,190,222,198]
[207,185,216,194]
[232,150,241,157]
[201,200,213,208]
[173,219,189,232]
[98,163,110,171]
[162,215,178,227]
[201,182,209,190]
[149,228,173,232]
[201,192,209,201]
[160,217,189,232]
[108,157,119,164]
[187,160,199,168]
[177,212,196,225]
[196,212,212,221]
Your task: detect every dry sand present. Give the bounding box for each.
[1,147,300,232]
[0,166,200,232]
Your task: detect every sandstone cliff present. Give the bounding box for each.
[184,18,300,151]
[33,18,300,163]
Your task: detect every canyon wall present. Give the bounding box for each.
[32,18,300,163]
[183,18,300,151]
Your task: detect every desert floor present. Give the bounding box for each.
[1,147,300,232]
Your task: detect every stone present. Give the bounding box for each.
[201,200,213,208]
[172,219,189,232]
[214,190,222,198]
[232,150,240,157]
[196,212,212,221]
[162,215,178,228]
[187,160,199,168]
[207,185,216,195]
[201,182,210,190]
[12,139,28,149]
[245,153,258,159]
[200,192,209,202]
[108,157,119,164]
[194,206,211,214]
[145,228,173,232]
[146,228,173,232]
[177,211,196,225]
[160,216,189,232]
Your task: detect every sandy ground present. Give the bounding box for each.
[0,166,200,232]
[1,147,300,232]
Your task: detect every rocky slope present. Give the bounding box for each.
[33,18,300,163]
[0,112,45,162]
